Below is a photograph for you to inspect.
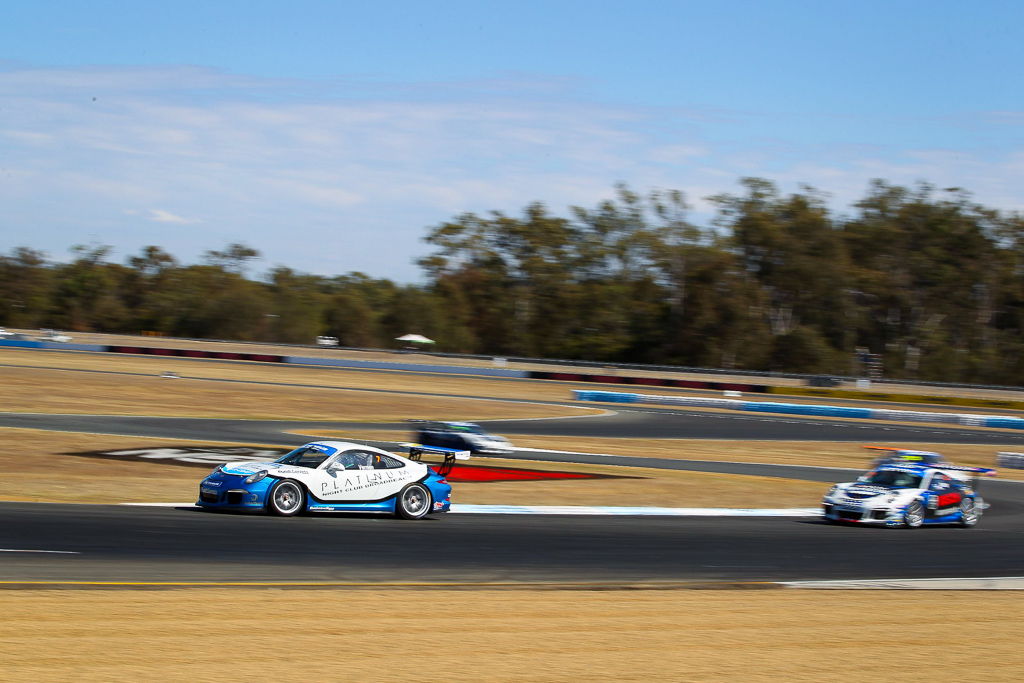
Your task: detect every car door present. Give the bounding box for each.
[926,472,963,517]
[315,450,416,501]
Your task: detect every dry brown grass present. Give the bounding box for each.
[1,589,1022,682]
[17,327,1024,401]
[0,349,599,420]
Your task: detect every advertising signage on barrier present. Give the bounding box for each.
[106,345,284,363]
[529,370,769,393]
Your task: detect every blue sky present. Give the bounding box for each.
[2,1,1023,280]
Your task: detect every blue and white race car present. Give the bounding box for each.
[822,459,996,528]
[197,441,468,519]
[410,420,514,454]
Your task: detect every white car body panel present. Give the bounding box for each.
[220,441,429,503]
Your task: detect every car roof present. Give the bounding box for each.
[304,440,395,455]
[875,463,931,473]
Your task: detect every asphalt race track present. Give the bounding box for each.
[2,496,1023,584]
[2,400,1024,584]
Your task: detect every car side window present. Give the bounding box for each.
[336,450,376,470]
[375,454,405,469]
[929,473,951,491]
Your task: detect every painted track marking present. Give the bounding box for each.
[119,502,822,516]
[0,549,80,554]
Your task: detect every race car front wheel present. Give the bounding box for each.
[267,480,305,516]
[902,500,925,528]
[395,483,432,520]
[958,498,978,527]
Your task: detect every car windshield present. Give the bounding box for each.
[276,446,334,468]
[860,469,923,489]
[450,424,485,434]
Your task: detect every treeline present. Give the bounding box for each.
[4,177,1024,385]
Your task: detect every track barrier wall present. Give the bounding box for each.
[573,390,1024,430]
[4,337,1024,421]
[771,385,1024,411]
[284,355,528,377]
[107,345,285,363]
[527,370,769,392]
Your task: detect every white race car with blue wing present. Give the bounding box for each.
[822,454,996,528]
[197,441,468,519]
[409,420,514,454]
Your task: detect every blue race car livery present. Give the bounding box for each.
[197,441,466,519]
[822,460,995,528]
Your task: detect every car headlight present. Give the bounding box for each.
[825,485,839,498]
[244,470,269,484]
[209,465,224,476]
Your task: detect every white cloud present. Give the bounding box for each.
[146,209,199,225]
[2,64,1023,280]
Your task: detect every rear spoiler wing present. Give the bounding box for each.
[406,444,471,476]
[933,464,997,477]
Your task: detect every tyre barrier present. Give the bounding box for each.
[573,390,1024,430]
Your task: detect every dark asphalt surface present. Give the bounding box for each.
[2,495,1022,584]
[6,403,1024,445]
[3,367,1024,583]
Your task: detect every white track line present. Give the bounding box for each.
[783,576,1024,590]
[450,505,821,516]
[120,502,821,516]
[0,549,80,554]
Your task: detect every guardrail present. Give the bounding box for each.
[7,330,1024,394]
[5,336,1024,412]
[572,390,1024,430]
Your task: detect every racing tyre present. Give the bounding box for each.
[902,500,925,528]
[267,480,305,516]
[957,498,979,528]
[395,483,432,520]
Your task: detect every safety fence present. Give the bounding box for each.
[572,390,1024,430]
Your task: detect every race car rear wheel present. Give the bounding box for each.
[267,480,305,516]
[902,500,925,528]
[957,498,978,527]
[395,483,432,520]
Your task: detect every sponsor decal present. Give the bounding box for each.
[319,470,409,496]
[936,492,963,507]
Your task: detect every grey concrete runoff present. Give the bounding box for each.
[783,577,1024,590]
